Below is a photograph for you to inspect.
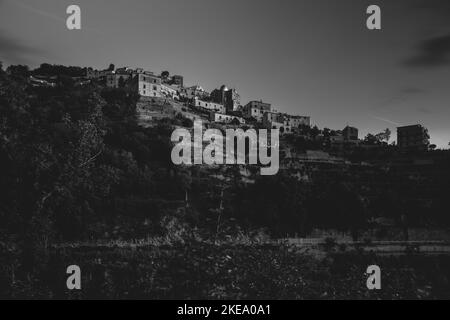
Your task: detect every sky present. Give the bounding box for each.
[1,0,450,148]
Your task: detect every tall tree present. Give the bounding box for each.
[161,70,170,80]
[375,128,391,143]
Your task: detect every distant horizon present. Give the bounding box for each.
[1,0,449,148]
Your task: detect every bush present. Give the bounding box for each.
[324,237,337,251]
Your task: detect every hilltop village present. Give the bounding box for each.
[26,63,436,159]
[87,66,312,135]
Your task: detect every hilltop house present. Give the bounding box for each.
[209,112,246,125]
[284,114,310,128]
[106,67,134,88]
[133,72,162,97]
[194,97,226,114]
[210,85,240,112]
[343,126,359,141]
[180,85,209,100]
[171,75,184,87]
[263,112,292,134]
[397,124,430,151]
[243,100,272,122]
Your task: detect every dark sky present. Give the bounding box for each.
[1,0,450,147]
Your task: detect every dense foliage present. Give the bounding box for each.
[1,63,450,299]
[0,65,183,245]
[1,243,449,299]
[1,64,450,247]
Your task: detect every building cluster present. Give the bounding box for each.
[88,65,312,132]
[28,64,432,150]
[87,66,433,150]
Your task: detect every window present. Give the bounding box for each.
[153,86,157,90]
[143,84,146,89]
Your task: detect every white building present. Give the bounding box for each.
[136,73,162,97]
[195,98,226,114]
[161,84,180,99]
[209,112,246,124]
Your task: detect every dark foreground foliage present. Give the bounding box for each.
[0,242,449,299]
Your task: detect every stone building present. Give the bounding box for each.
[171,75,184,87]
[284,114,311,128]
[180,85,209,100]
[106,68,134,88]
[127,72,162,97]
[194,98,226,114]
[243,100,271,122]
[397,124,430,151]
[209,112,246,124]
[343,126,358,141]
[210,85,240,113]
[262,112,292,134]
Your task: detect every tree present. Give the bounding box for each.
[322,128,331,138]
[310,125,321,139]
[363,129,391,145]
[0,61,5,78]
[56,75,75,88]
[298,124,311,135]
[230,118,241,126]
[107,63,115,71]
[161,71,170,83]
[375,128,391,143]
[161,71,170,80]
[6,64,29,77]
[182,117,193,128]
[363,133,378,145]
[118,76,126,88]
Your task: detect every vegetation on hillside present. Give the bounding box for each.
[1,63,450,299]
[1,63,450,245]
[1,243,449,299]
